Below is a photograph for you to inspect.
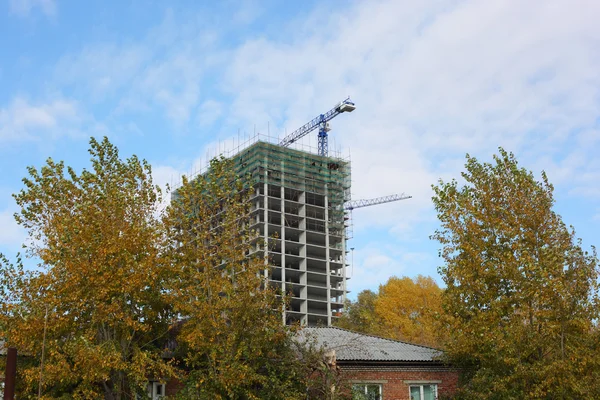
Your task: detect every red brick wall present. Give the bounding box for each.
[165,376,183,397]
[164,365,459,399]
[341,365,459,400]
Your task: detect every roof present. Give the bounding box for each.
[299,327,442,363]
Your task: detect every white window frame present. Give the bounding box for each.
[351,383,383,400]
[408,383,438,400]
[147,381,166,399]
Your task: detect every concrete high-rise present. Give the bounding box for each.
[233,140,351,326]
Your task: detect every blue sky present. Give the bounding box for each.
[1,0,599,297]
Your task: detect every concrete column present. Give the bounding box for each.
[263,178,269,279]
[342,219,347,304]
[324,185,331,326]
[280,182,286,325]
[300,189,308,324]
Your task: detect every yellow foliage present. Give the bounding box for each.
[0,139,343,399]
[432,148,600,398]
[0,137,176,399]
[374,275,442,347]
[335,276,442,348]
[160,156,310,399]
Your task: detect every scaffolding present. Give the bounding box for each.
[171,132,349,189]
[234,142,350,219]
[174,135,352,326]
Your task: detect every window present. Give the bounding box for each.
[352,383,382,400]
[147,381,166,399]
[409,384,437,400]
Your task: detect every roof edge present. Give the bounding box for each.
[308,326,443,352]
[336,360,450,367]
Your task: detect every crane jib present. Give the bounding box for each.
[279,98,356,154]
[344,194,412,211]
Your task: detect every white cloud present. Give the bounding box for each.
[149,164,186,216]
[0,97,87,142]
[135,54,204,123]
[220,0,600,228]
[349,244,436,296]
[205,0,600,289]
[152,164,186,193]
[48,1,600,185]
[53,13,223,126]
[196,100,224,127]
[40,0,600,288]
[351,250,404,292]
[9,0,56,17]
[54,44,150,100]
[229,0,264,25]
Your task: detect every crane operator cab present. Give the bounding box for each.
[338,99,356,113]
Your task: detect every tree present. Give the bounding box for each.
[0,137,175,399]
[0,138,363,399]
[162,157,309,399]
[374,275,442,347]
[335,290,380,334]
[432,148,600,398]
[335,276,442,348]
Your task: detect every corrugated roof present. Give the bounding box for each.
[299,327,442,362]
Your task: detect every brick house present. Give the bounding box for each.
[303,327,458,400]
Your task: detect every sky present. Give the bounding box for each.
[1,0,599,298]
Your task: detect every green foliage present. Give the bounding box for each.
[335,290,380,334]
[432,148,600,399]
[299,337,353,400]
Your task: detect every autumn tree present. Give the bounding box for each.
[0,137,175,399]
[335,290,381,334]
[432,148,600,398]
[0,137,367,399]
[163,157,310,400]
[374,275,442,347]
[335,276,442,348]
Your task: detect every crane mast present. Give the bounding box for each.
[279,97,356,156]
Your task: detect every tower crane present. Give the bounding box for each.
[344,193,412,210]
[279,97,356,156]
[343,194,412,239]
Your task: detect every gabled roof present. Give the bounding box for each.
[300,326,442,363]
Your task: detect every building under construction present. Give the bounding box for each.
[233,140,351,326]
[179,98,407,326]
